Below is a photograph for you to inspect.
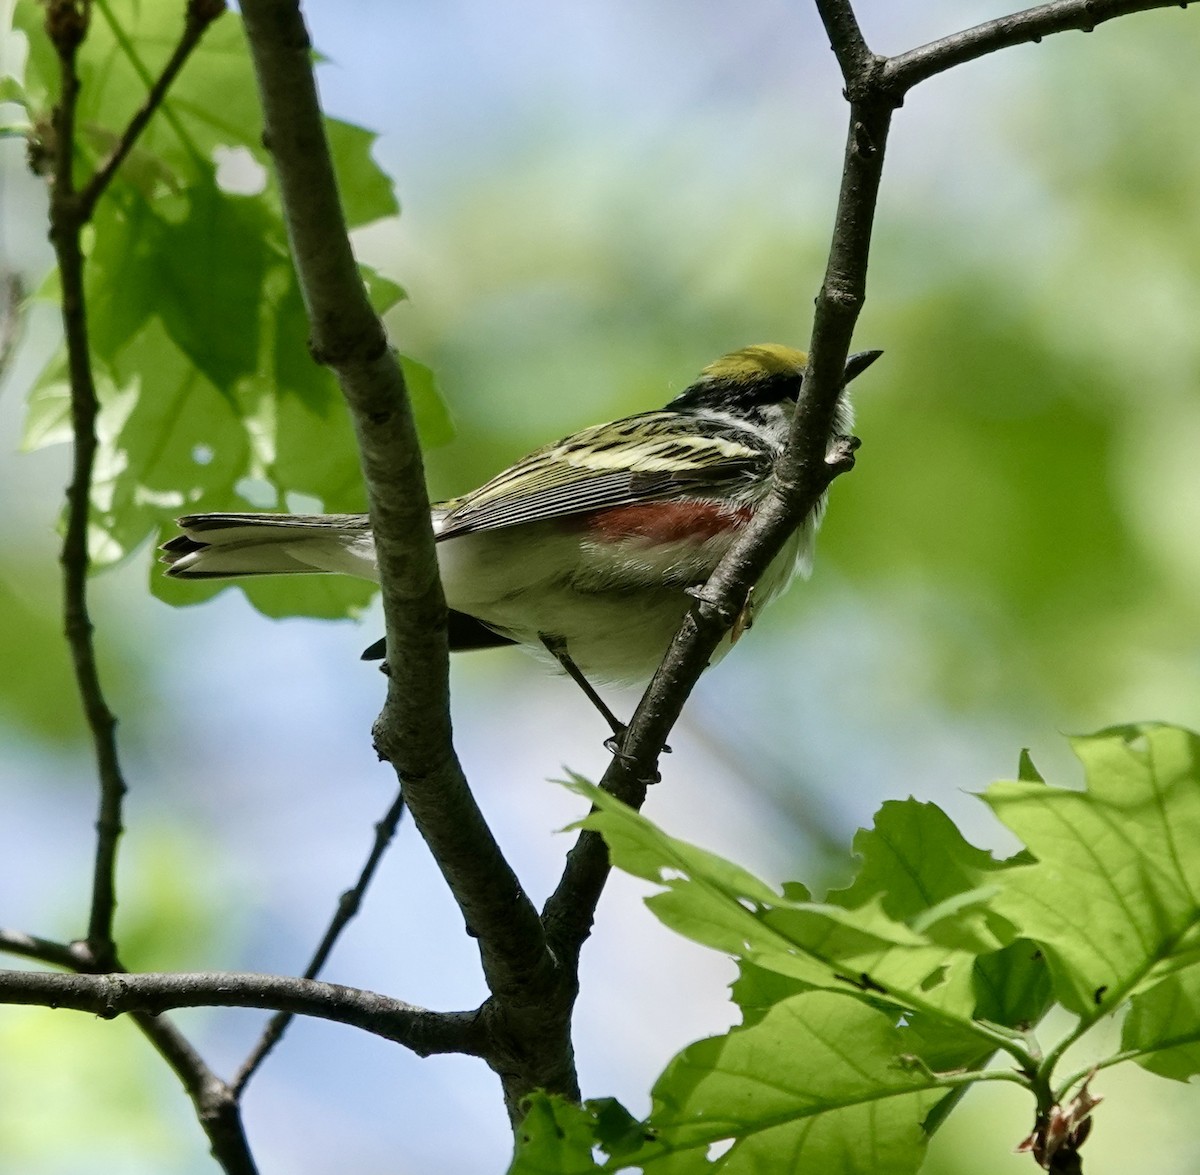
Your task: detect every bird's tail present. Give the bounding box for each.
[160,513,377,581]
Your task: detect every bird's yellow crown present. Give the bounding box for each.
[700,344,808,382]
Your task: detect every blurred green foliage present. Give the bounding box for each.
[3,1,1200,1172]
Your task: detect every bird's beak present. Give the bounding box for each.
[843,349,883,384]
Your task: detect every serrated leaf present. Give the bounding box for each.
[136,180,271,389]
[94,320,251,565]
[1017,748,1045,783]
[985,724,1200,1016]
[728,960,811,1025]
[1122,964,1200,1081]
[399,353,455,449]
[510,1093,604,1175]
[18,0,414,626]
[15,2,260,176]
[362,264,407,315]
[589,1098,649,1160]
[568,781,989,1036]
[327,118,399,228]
[828,799,1016,955]
[85,178,274,392]
[631,991,940,1174]
[972,938,1052,1029]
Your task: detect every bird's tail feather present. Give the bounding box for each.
[161,513,375,581]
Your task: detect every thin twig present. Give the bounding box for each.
[815,0,874,82]
[542,0,1195,1007]
[46,0,126,975]
[0,967,486,1055]
[39,4,252,1170]
[0,928,80,969]
[232,787,408,1094]
[77,0,227,220]
[44,0,226,976]
[884,0,1192,94]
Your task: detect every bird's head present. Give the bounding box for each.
[670,343,882,420]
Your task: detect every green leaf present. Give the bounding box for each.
[589,1098,651,1160]
[1122,964,1200,1081]
[17,1,440,624]
[326,118,400,228]
[510,1093,604,1175]
[21,351,74,450]
[1017,749,1045,783]
[362,263,407,315]
[632,991,940,1174]
[728,961,811,1025]
[828,799,1015,955]
[399,354,455,449]
[568,781,988,1034]
[985,724,1200,1016]
[820,800,1054,1068]
[972,938,1052,1030]
[0,75,26,107]
[83,179,275,392]
[97,320,251,562]
[137,181,271,390]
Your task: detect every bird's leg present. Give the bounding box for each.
[539,635,671,772]
[540,634,627,741]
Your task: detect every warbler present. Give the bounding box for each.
[162,344,879,723]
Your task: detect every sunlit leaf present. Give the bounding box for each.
[632,992,940,1174]
[986,724,1200,1015]
[327,118,399,228]
[1122,964,1200,1082]
[510,1094,604,1175]
[568,781,987,1032]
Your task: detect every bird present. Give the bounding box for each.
[161,343,880,733]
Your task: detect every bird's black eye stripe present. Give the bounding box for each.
[669,369,804,414]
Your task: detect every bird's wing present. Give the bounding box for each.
[435,411,773,540]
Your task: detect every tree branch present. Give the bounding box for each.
[38,7,257,1169]
[543,0,1195,993]
[884,0,1192,94]
[232,787,407,1095]
[814,0,874,83]
[77,0,227,220]
[237,0,572,1119]
[0,967,486,1056]
[45,0,127,975]
[44,0,225,975]
[0,929,258,1175]
[544,1,894,968]
[0,928,80,969]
